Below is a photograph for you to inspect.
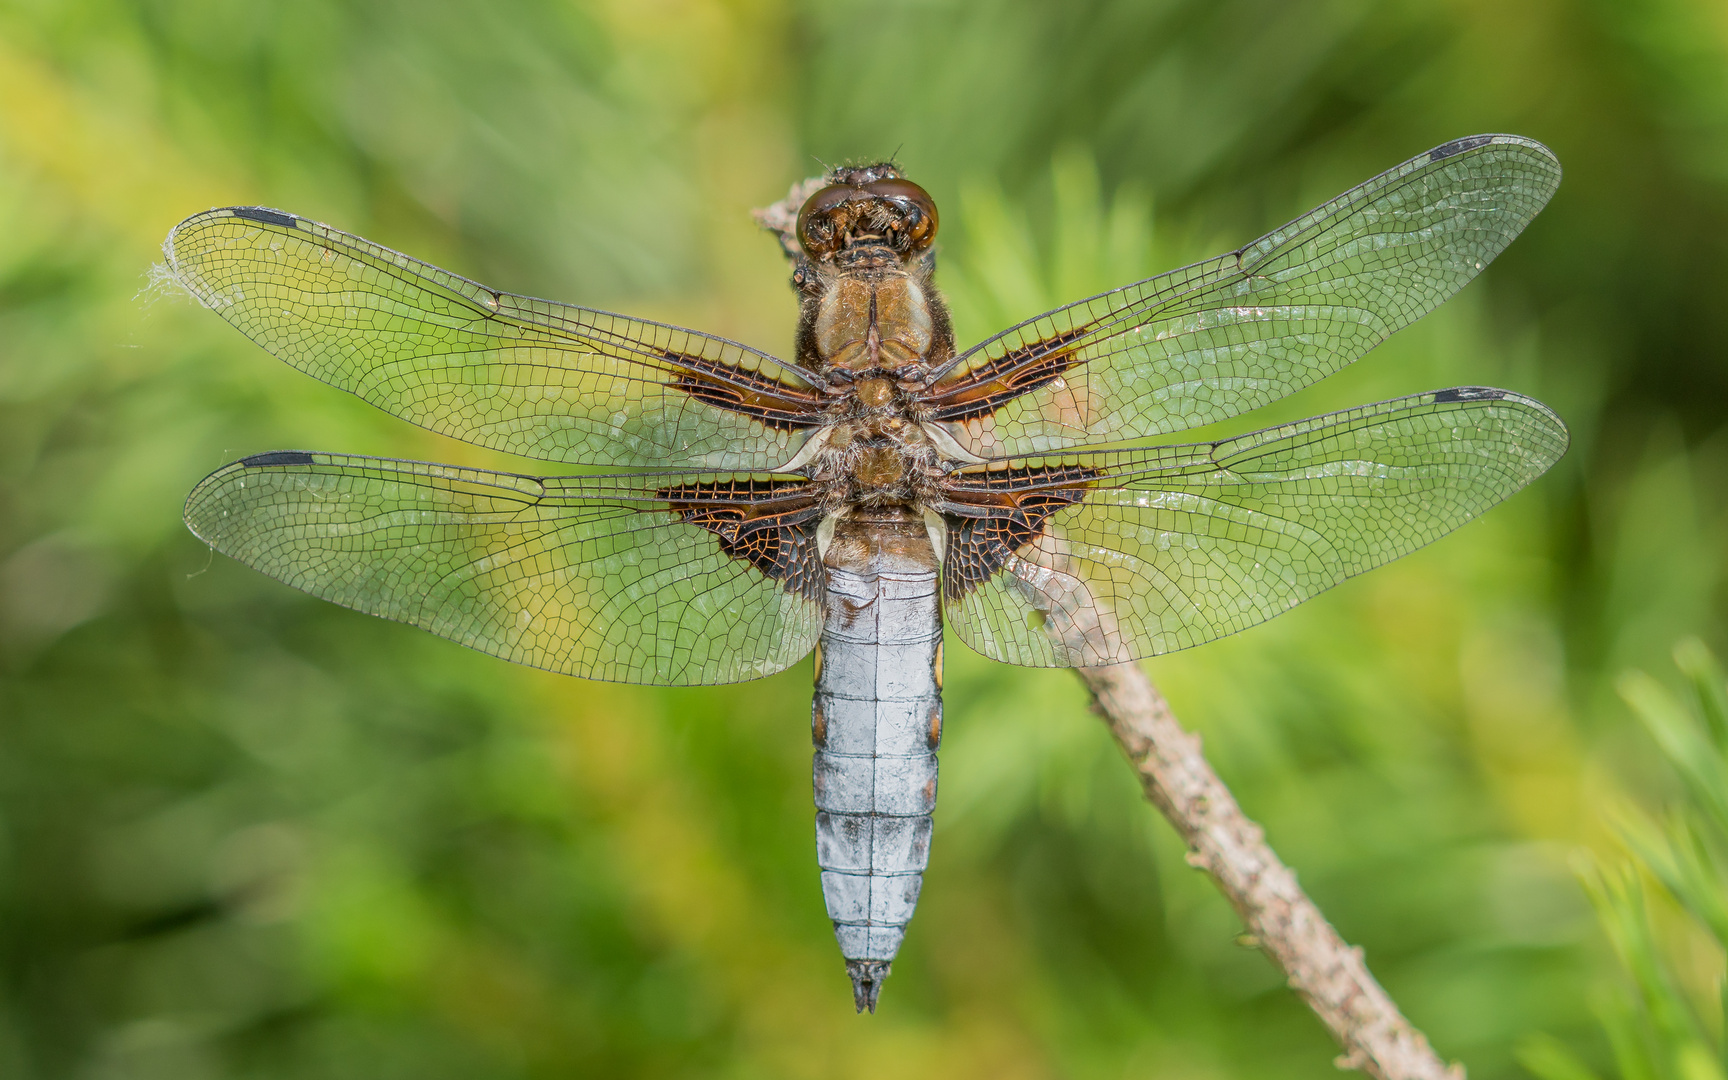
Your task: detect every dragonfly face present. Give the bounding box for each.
[168,134,1569,1011]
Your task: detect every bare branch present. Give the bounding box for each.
[753,177,827,263]
[1076,662,1464,1080]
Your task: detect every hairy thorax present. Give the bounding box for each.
[779,171,968,514]
[813,250,934,374]
[802,252,956,512]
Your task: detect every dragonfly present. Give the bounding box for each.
[167,133,1566,1013]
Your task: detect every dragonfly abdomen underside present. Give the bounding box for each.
[811,508,943,1013]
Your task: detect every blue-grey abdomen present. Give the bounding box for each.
[812,508,943,1012]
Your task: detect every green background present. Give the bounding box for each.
[2,1,1725,1077]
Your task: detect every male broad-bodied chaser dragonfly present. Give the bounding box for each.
[167,134,1566,1012]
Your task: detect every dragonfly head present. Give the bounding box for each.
[796,164,938,263]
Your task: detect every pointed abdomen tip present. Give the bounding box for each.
[846,959,890,1013]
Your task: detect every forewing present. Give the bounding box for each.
[184,452,825,685]
[938,388,1568,666]
[928,135,1562,458]
[166,208,823,471]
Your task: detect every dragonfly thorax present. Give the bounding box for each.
[811,268,937,374]
[808,417,945,511]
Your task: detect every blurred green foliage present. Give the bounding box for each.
[1520,641,1728,1080]
[1,1,1726,1077]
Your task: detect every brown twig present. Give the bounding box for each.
[753,178,1459,1076]
[1076,662,1463,1080]
[752,176,828,262]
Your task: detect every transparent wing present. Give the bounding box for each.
[937,388,1568,667]
[927,135,1562,458]
[184,452,825,685]
[166,208,825,471]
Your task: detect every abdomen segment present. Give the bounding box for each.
[812,509,942,1012]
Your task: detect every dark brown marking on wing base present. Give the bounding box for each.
[937,464,1102,600]
[658,478,826,600]
[665,351,827,431]
[926,328,1088,422]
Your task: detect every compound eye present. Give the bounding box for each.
[865,178,939,248]
[796,184,860,256]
